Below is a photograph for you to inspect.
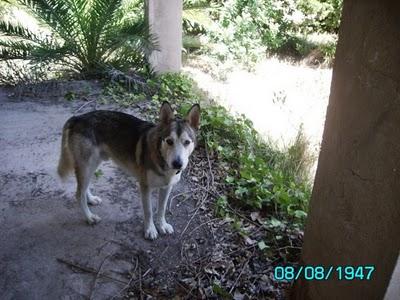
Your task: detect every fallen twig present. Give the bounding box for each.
[89,253,113,300]
[180,203,202,237]
[74,99,96,113]
[168,188,200,212]
[111,257,139,300]
[139,265,143,300]
[186,217,220,236]
[56,257,128,285]
[229,259,249,294]
[276,245,302,251]
[204,142,214,186]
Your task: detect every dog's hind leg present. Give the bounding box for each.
[140,184,158,240]
[75,155,102,225]
[87,188,102,205]
[156,186,174,235]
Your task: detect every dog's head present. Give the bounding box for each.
[158,101,200,172]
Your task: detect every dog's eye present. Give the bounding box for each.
[166,138,174,146]
[184,140,191,146]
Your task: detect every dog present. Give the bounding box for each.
[57,101,200,240]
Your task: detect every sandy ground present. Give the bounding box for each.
[0,84,210,299]
[184,57,332,173]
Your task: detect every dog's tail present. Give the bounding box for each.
[57,124,74,180]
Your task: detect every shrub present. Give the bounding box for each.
[0,0,155,78]
[192,0,343,66]
[197,104,311,220]
[296,0,343,34]
[206,0,295,66]
[148,72,203,103]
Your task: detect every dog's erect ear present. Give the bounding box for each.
[186,104,200,130]
[160,101,174,125]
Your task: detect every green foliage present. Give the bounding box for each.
[206,0,295,66]
[100,83,146,107]
[212,282,231,299]
[318,40,336,62]
[64,90,76,101]
[297,0,343,34]
[215,195,229,217]
[0,0,155,78]
[193,0,342,66]
[197,104,311,220]
[0,59,48,85]
[94,169,103,178]
[183,0,214,35]
[148,72,203,103]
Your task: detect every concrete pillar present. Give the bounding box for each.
[146,0,182,74]
[291,0,400,299]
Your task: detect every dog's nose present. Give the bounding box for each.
[172,159,183,170]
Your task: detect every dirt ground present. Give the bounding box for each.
[0,83,214,299]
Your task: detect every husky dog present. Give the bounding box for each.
[57,102,200,240]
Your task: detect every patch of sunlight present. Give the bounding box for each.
[3,4,50,35]
[183,57,332,175]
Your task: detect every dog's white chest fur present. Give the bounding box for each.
[147,169,181,188]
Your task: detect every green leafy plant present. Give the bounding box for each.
[182,0,217,52]
[297,0,343,34]
[318,40,336,64]
[94,169,103,178]
[101,83,146,107]
[204,0,297,66]
[198,104,311,220]
[0,0,155,78]
[188,0,342,67]
[183,0,214,35]
[64,90,76,101]
[148,72,202,103]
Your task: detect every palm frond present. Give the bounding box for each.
[101,18,156,60]
[0,20,44,45]
[0,39,35,59]
[1,0,154,78]
[17,0,79,37]
[87,0,122,58]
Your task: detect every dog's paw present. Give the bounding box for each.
[158,222,174,235]
[87,195,102,206]
[87,214,101,225]
[144,224,158,240]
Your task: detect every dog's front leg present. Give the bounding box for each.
[140,184,158,240]
[157,186,174,235]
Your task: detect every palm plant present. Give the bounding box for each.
[0,0,155,78]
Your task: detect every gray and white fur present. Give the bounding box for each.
[57,101,200,240]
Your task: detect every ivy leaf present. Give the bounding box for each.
[258,240,268,250]
[294,210,307,218]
